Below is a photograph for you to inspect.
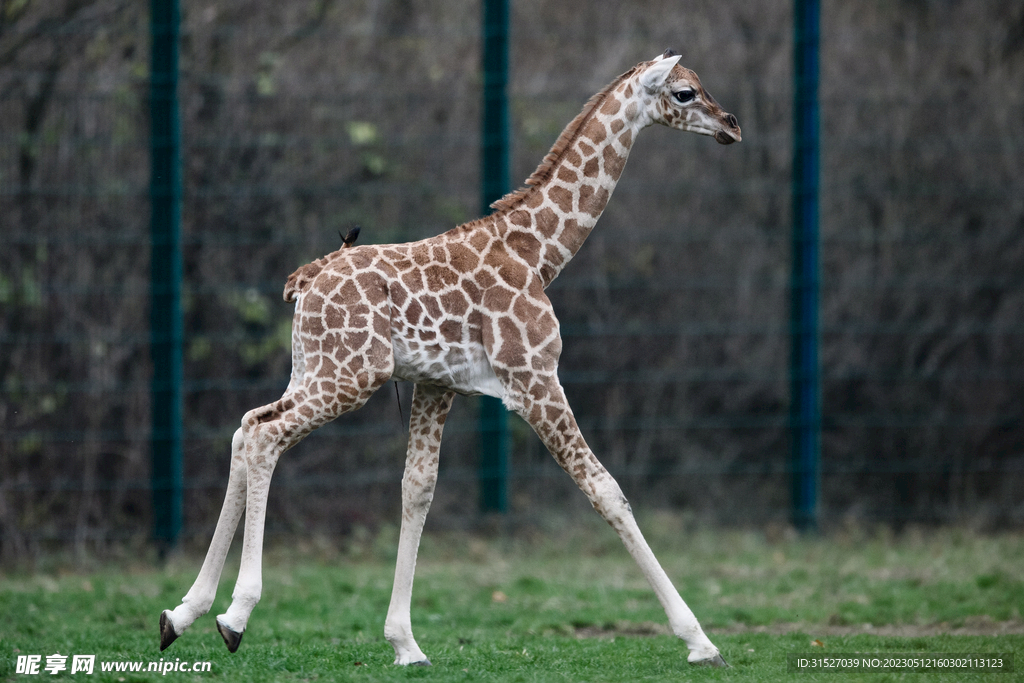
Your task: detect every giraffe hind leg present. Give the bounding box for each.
[159,427,248,649]
[213,393,320,648]
[214,373,384,650]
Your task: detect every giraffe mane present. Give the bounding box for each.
[488,65,641,214]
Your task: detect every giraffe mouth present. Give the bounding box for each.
[714,129,741,145]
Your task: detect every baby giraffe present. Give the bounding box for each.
[159,50,740,668]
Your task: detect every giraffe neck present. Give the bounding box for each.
[491,72,647,287]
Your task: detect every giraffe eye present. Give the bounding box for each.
[673,89,695,104]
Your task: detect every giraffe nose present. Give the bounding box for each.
[714,112,741,144]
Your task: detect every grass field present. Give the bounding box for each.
[2,519,1022,681]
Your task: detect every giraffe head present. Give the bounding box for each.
[636,50,741,145]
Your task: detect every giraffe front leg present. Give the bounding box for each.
[160,428,247,650]
[514,374,726,667]
[384,384,455,665]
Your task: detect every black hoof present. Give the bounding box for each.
[216,619,244,653]
[159,611,178,651]
[412,659,432,666]
[691,653,729,668]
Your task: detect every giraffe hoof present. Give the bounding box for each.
[690,653,729,668]
[216,618,244,653]
[159,611,179,651]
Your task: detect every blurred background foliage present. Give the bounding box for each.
[0,0,1022,563]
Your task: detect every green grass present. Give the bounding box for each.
[2,521,1023,681]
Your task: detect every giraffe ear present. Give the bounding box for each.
[640,53,682,93]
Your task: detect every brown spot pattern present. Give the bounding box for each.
[440,290,469,316]
[603,145,627,181]
[535,207,559,239]
[557,166,579,183]
[599,96,621,116]
[579,186,610,218]
[548,186,573,213]
[582,118,607,144]
[506,230,542,267]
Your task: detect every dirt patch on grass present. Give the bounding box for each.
[575,617,1024,639]
[573,621,671,639]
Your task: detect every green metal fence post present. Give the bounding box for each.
[150,0,184,549]
[791,0,821,531]
[479,0,511,513]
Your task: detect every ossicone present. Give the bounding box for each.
[640,52,682,92]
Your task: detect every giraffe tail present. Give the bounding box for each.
[283,226,362,303]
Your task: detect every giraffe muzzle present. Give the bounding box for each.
[714,113,741,145]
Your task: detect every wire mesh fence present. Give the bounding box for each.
[1,0,1022,562]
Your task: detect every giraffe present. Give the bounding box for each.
[158,50,741,668]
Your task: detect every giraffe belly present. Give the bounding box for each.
[390,336,505,399]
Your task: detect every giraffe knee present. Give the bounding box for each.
[589,476,632,524]
[402,469,437,517]
[404,489,434,519]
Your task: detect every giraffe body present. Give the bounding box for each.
[159,51,740,668]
